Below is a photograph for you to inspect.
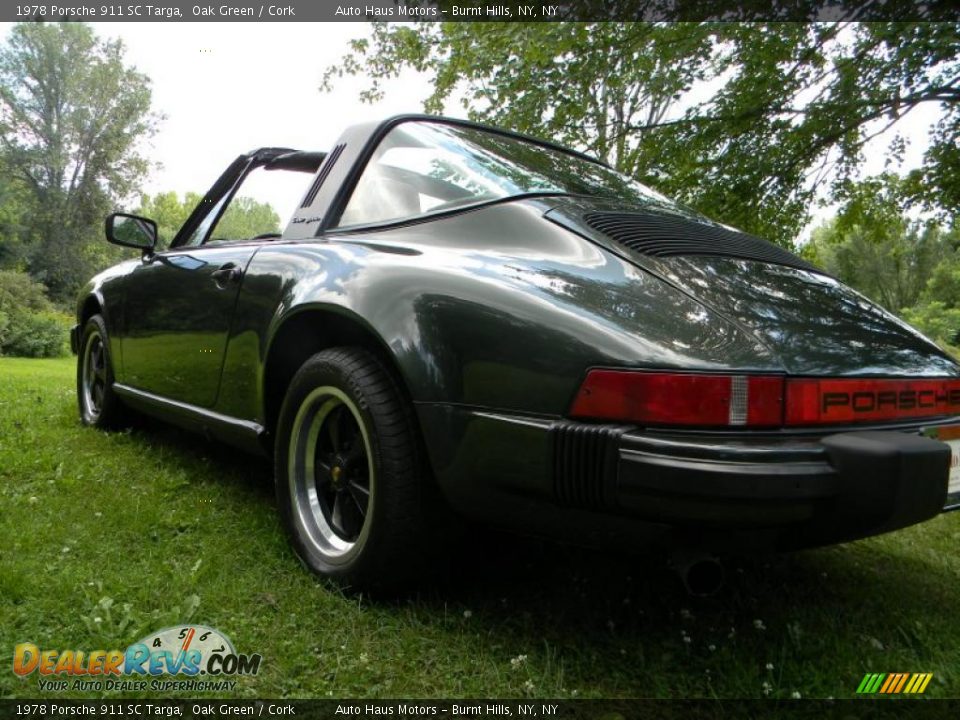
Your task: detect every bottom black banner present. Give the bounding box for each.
[0,699,958,720]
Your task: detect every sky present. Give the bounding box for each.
[2,22,434,221]
[0,21,942,235]
[97,22,433,221]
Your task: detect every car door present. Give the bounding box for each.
[119,150,303,409]
[119,243,259,407]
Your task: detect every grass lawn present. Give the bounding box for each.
[1,356,958,700]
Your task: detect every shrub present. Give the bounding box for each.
[0,270,70,358]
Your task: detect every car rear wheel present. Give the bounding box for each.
[275,347,433,591]
[77,314,127,429]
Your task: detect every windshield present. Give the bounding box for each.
[336,120,675,228]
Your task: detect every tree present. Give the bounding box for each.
[0,22,158,302]
[213,196,280,241]
[901,241,960,354]
[323,23,716,174]
[799,173,960,355]
[137,191,203,248]
[324,22,960,247]
[135,191,280,246]
[801,174,955,312]
[655,23,960,242]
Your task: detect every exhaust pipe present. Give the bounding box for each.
[672,552,725,597]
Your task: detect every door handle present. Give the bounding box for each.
[212,262,242,287]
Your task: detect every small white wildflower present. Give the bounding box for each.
[765,663,774,671]
[753,619,767,631]
[708,644,717,652]
[570,690,579,697]
[523,680,535,692]
[463,610,473,619]
[791,691,801,699]
[93,617,102,623]
[869,637,884,650]
[61,546,71,553]
[762,681,772,696]
[94,511,102,518]
[28,496,38,504]
[680,608,693,620]
[682,636,692,644]
[359,653,369,665]
[510,654,528,669]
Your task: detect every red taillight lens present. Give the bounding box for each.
[785,378,960,425]
[569,370,784,427]
[569,371,960,428]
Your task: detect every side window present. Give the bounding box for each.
[182,165,316,247]
[183,194,230,247]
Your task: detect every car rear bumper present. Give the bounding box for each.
[419,405,958,552]
[610,427,955,549]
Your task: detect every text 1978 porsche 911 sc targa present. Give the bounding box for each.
[73,115,960,590]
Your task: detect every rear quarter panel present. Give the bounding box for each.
[218,201,779,425]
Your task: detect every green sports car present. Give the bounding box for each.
[73,115,960,590]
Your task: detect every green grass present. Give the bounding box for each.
[1,356,959,700]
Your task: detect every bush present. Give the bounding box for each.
[0,270,70,358]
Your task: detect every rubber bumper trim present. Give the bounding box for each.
[819,431,949,537]
[615,429,950,542]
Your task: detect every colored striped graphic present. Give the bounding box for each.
[857,672,933,694]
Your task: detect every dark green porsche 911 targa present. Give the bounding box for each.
[73,115,960,590]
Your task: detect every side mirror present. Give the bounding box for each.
[105,213,157,254]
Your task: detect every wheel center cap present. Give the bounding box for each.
[331,464,343,489]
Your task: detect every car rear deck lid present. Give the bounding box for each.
[582,210,819,272]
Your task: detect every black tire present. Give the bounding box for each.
[77,314,127,429]
[274,347,434,591]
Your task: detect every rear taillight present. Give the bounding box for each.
[569,371,960,428]
[569,370,784,427]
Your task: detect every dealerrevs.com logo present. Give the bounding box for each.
[13,625,262,692]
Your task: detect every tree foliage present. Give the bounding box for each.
[324,22,960,246]
[137,191,203,248]
[0,269,69,357]
[0,22,158,302]
[136,191,280,246]
[213,195,281,241]
[802,175,956,312]
[802,174,960,354]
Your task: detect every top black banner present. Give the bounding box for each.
[4,0,959,23]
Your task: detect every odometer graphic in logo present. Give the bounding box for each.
[128,625,261,676]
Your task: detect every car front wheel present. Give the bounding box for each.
[274,347,433,590]
[77,314,126,429]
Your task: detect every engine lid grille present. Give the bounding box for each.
[583,210,819,272]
